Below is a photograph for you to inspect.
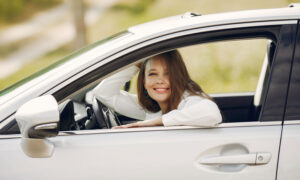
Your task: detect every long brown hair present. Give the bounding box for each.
[137,50,211,113]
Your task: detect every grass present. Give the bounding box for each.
[180,39,267,93]
[0,0,290,93]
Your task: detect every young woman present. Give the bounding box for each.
[93,50,222,128]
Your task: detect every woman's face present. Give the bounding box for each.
[144,57,171,106]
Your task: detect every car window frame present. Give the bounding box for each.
[53,22,291,122]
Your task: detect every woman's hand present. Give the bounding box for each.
[113,117,163,129]
[135,62,143,69]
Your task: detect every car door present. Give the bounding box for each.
[0,125,281,180]
[0,21,297,180]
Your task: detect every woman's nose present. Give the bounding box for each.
[156,76,165,83]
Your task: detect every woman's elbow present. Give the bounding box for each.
[93,81,111,101]
[201,99,222,126]
[93,90,111,104]
[211,112,222,126]
[203,112,222,127]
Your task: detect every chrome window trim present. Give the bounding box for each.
[0,134,21,139]
[51,121,284,135]
[211,92,255,97]
[254,50,269,106]
[284,120,300,125]
[0,121,282,139]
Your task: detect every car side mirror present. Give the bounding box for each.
[16,95,59,158]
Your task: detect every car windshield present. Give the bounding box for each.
[0,31,130,97]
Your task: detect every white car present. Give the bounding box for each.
[0,4,300,180]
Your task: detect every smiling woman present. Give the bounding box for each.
[93,50,222,128]
[139,56,172,114]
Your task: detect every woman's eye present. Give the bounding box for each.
[148,73,156,76]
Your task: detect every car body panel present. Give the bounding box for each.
[0,125,281,180]
[277,123,300,180]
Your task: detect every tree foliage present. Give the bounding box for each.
[0,0,62,23]
[112,0,156,15]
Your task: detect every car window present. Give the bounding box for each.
[55,38,273,132]
[127,38,271,123]
[128,39,268,94]
[180,39,271,123]
[180,39,268,94]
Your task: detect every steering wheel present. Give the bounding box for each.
[91,97,121,129]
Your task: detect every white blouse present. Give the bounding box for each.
[93,66,222,127]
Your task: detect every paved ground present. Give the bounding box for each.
[0,0,117,79]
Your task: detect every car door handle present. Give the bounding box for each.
[199,152,271,165]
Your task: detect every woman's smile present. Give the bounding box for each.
[153,88,170,93]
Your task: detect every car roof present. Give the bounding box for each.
[128,4,300,35]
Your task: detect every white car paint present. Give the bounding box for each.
[0,125,281,180]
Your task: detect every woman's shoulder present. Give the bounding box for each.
[182,91,205,101]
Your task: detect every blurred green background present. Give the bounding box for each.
[0,0,295,94]
[0,0,62,25]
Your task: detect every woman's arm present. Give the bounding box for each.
[113,97,222,128]
[162,98,222,127]
[113,117,163,129]
[93,66,146,120]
